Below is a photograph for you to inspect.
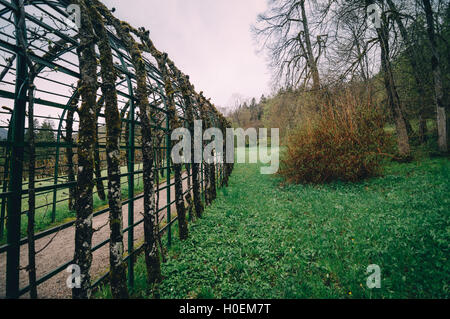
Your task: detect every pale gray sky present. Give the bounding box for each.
[103,0,271,109]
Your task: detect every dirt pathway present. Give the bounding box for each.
[0,174,190,299]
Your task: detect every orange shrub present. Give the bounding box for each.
[279,90,394,184]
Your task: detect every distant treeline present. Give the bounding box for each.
[230,0,449,157]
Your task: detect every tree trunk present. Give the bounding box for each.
[66,94,78,211]
[179,76,204,219]
[27,83,37,299]
[300,0,320,90]
[204,158,210,206]
[423,0,448,153]
[174,163,188,240]
[73,0,97,299]
[419,113,428,144]
[94,121,106,202]
[192,161,203,217]
[154,135,167,263]
[88,1,129,298]
[199,100,211,206]
[377,14,411,158]
[94,1,162,293]
[137,42,190,241]
[209,162,217,202]
[185,163,194,222]
[387,0,427,143]
[159,71,188,240]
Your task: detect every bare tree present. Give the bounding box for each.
[386,0,429,143]
[376,1,411,157]
[328,1,376,83]
[253,0,327,89]
[422,0,448,153]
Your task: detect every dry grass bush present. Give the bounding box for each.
[279,88,394,184]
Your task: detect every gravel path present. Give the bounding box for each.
[0,174,190,299]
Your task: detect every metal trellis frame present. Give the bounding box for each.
[0,0,232,299]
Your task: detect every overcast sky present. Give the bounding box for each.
[103,0,271,109]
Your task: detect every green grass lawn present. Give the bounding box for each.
[98,150,449,299]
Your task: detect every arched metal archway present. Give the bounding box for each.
[0,0,232,299]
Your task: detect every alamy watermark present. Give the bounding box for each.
[367,4,382,29]
[171,122,280,175]
[66,264,81,289]
[30,4,80,30]
[366,264,381,289]
[65,4,81,30]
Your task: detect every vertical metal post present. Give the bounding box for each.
[201,124,205,201]
[166,113,171,247]
[127,101,135,288]
[216,153,218,189]
[6,0,27,299]
[51,142,59,222]
[201,160,204,201]
[0,122,12,239]
[51,107,71,221]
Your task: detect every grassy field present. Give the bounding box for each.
[96,148,449,299]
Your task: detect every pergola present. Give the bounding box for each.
[0,0,231,298]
